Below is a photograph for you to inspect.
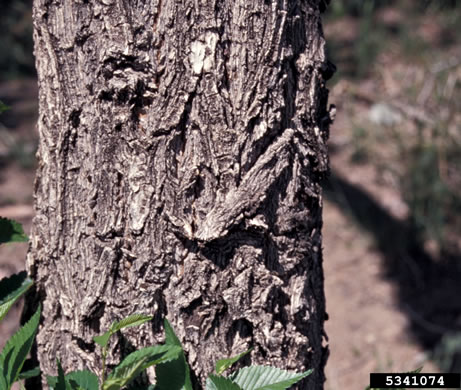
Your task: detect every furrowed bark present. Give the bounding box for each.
[28,0,333,388]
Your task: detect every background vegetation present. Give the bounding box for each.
[0,0,34,81]
[323,0,461,386]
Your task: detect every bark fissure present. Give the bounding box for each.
[28,0,332,388]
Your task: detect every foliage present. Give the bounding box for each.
[215,349,252,376]
[0,270,32,322]
[0,217,29,244]
[0,306,41,389]
[0,216,39,390]
[228,365,313,390]
[154,318,194,390]
[102,345,182,390]
[49,360,99,390]
[94,313,154,384]
[36,305,312,390]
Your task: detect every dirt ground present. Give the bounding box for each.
[322,109,442,389]
[1,6,461,385]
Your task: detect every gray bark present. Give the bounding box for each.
[27,0,333,388]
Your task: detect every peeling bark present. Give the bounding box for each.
[27,0,333,388]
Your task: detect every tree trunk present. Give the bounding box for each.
[27,0,333,388]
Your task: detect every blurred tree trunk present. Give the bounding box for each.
[27,0,333,388]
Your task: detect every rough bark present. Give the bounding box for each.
[27,0,333,388]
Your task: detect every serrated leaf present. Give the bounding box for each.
[109,313,153,334]
[155,319,193,390]
[215,349,252,375]
[0,217,28,244]
[206,374,243,390]
[102,377,124,390]
[94,314,153,349]
[18,366,40,380]
[110,345,181,377]
[93,331,111,348]
[0,306,41,389]
[0,271,33,322]
[229,365,312,390]
[103,345,182,390]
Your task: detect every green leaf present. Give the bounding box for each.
[47,374,58,388]
[155,351,191,390]
[109,313,153,334]
[229,365,313,390]
[65,370,99,390]
[0,306,41,389]
[215,349,252,375]
[55,359,72,390]
[154,319,193,390]
[0,271,33,322]
[0,217,28,244]
[48,367,97,390]
[18,366,40,380]
[206,374,243,390]
[103,345,182,390]
[94,314,153,348]
[93,331,111,349]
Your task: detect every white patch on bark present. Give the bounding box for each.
[128,156,155,234]
[190,32,219,75]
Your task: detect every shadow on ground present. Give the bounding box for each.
[323,171,461,374]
